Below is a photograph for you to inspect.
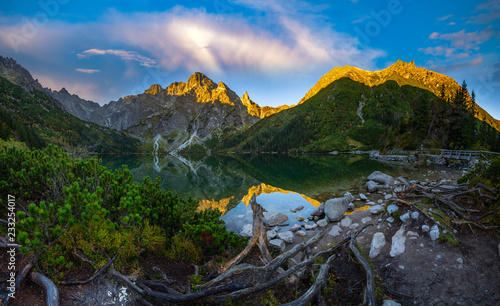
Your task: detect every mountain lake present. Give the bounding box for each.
[100,153,462,233]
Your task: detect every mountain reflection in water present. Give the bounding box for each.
[100,153,408,232]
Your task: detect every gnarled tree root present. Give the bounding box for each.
[30,272,59,306]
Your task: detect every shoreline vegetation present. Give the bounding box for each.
[1,141,499,305]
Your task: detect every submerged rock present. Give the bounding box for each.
[239,224,253,238]
[265,213,289,227]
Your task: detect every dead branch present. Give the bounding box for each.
[109,264,144,295]
[73,248,97,269]
[62,250,119,285]
[349,231,375,306]
[30,272,59,306]
[219,194,271,273]
[141,282,248,303]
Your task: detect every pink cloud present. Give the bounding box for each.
[76,68,100,74]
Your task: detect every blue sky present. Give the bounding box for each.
[1,0,499,119]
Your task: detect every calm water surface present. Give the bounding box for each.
[100,154,411,232]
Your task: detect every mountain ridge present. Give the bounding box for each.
[300,60,500,131]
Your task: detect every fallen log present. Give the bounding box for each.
[30,272,59,306]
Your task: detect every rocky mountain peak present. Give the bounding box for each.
[0,55,45,93]
[166,81,186,96]
[186,72,217,90]
[144,84,163,95]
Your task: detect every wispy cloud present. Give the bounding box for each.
[447,22,456,26]
[437,14,454,21]
[428,26,495,51]
[467,0,500,24]
[77,49,158,67]
[76,68,100,74]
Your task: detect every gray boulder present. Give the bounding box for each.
[366,180,379,192]
[265,213,289,227]
[324,194,354,221]
[368,171,395,186]
[429,224,440,241]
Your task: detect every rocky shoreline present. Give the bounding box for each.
[237,169,500,305]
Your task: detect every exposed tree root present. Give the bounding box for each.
[30,272,59,306]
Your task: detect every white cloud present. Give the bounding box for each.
[447,22,456,26]
[437,14,454,21]
[77,49,157,67]
[76,68,100,74]
[428,26,495,50]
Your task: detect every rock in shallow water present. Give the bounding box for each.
[265,213,289,227]
[368,171,395,186]
[239,224,253,238]
[267,229,277,240]
[290,224,301,232]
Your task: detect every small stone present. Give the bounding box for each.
[369,232,386,258]
[429,225,440,241]
[340,216,352,227]
[348,203,355,210]
[411,211,419,220]
[436,255,442,259]
[399,212,410,223]
[457,257,463,264]
[239,224,253,238]
[366,201,377,206]
[277,231,295,244]
[273,226,281,232]
[290,224,301,232]
[267,229,277,240]
[295,206,304,212]
[386,204,399,214]
[398,265,405,270]
[313,216,320,221]
[296,230,306,237]
[269,239,285,252]
[361,217,372,224]
[390,226,406,257]
[384,194,393,200]
[296,216,305,222]
[421,225,430,232]
[406,231,419,237]
[328,225,342,237]
[370,205,385,214]
[383,299,401,306]
[359,193,368,201]
[386,217,395,223]
[377,199,384,204]
[304,223,318,230]
[317,219,328,228]
[349,223,359,230]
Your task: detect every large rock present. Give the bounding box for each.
[366,180,379,192]
[269,239,285,252]
[368,171,395,186]
[369,232,386,258]
[324,194,354,221]
[277,231,295,244]
[239,224,253,238]
[390,226,406,257]
[265,213,289,227]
